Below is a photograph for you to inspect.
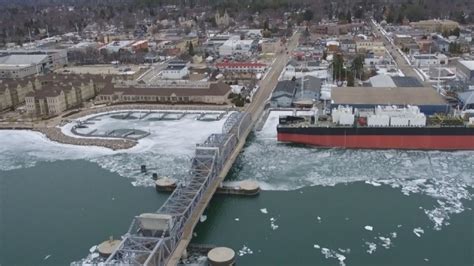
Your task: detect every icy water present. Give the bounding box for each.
[0,111,473,265]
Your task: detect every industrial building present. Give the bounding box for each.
[0,49,68,75]
[0,54,49,79]
[331,87,449,115]
[457,61,474,81]
[366,74,423,87]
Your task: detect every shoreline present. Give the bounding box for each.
[0,104,236,150]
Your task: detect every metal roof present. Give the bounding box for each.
[332,87,447,106]
[0,54,48,66]
[391,76,424,87]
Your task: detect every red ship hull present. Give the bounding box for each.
[277,133,474,150]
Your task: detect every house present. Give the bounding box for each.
[0,87,13,110]
[270,80,296,107]
[161,60,189,80]
[433,37,450,53]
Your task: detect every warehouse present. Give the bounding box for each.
[331,87,449,115]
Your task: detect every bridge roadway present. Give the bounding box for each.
[165,32,301,266]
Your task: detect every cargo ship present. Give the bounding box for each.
[277,106,474,150]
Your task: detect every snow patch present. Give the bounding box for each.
[413,227,425,237]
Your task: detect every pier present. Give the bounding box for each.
[73,31,300,266]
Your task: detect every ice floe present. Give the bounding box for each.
[270,217,279,230]
[260,208,268,214]
[364,225,374,231]
[320,247,346,266]
[313,244,320,249]
[365,242,377,254]
[199,215,207,223]
[378,236,392,249]
[238,245,253,256]
[413,227,425,237]
[43,255,51,260]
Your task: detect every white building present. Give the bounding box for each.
[0,54,49,79]
[412,53,448,67]
[161,60,189,80]
[218,39,255,57]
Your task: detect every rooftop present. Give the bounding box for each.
[459,60,474,71]
[0,54,48,66]
[332,87,447,106]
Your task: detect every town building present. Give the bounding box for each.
[412,53,448,67]
[457,60,474,81]
[331,86,448,115]
[340,39,356,53]
[215,62,267,73]
[0,49,68,72]
[356,40,385,56]
[21,74,111,117]
[218,39,256,57]
[215,10,231,28]
[410,20,459,33]
[260,39,283,54]
[0,54,49,79]
[161,60,189,80]
[96,81,231,105]
[270,80,296,107]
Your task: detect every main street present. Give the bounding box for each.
[370,19,430,86]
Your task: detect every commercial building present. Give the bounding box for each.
[270,80,296,107]
[356,40,385,56]
[457,60,474,81]
[367,74,423,87]
[412,53,448,67]
[96,81,231,105]
[218,39,256,57]
[215,62,267,73]
[331,87,449,115]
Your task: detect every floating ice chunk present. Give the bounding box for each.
[364,225,374,231]
[89,245,97,253]
[378,236,392,249]
[413,227,424,237]
[317,216,322,222]
[193,232,197,237]
[390,232,397,238]
[397,224,402,228]
[91,253,99,259]
[338,248,351,254]
[320,247,347,266]
[424,258,429,262]
[234,218,240,221]
[260,208,268,214]
[43,255,51,260]
[270,217,275,221]
[270,218,279,230]
[365,242,377,254]
[313,244,320,249]
[200,215,207,223]
[365,180,382,187]
[238,245,253,257]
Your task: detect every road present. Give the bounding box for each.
[166,31,300,266]
[370,20,429,86]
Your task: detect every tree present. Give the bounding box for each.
[188,41,194,56]
[332,54,345,81]
[346,10,352,23]
[303,9,314,21]
[351,55,364,78]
